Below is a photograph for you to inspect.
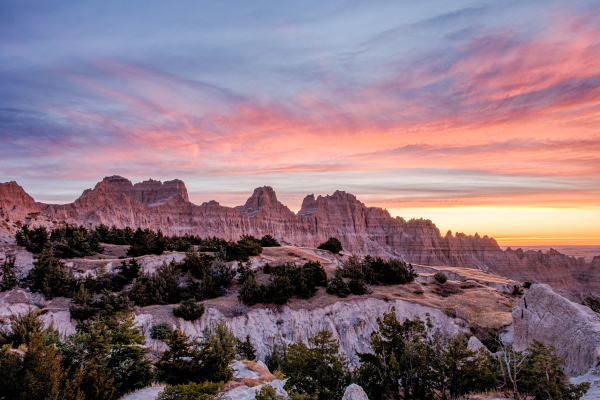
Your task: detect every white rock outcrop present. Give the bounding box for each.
[342,384,369,400]
[513,284,600,376]
[137,297,465,366]
[467,336,488,353]
[223,380,287,400]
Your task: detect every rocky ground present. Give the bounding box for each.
[2,239,599,399]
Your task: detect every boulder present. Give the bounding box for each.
[467,336,489,353]
[342,384,369,400]
[513,284,600,376]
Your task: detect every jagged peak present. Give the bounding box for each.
[236,186,284,217]
[0,180,36,202]
[298,190,366,217]
[81,176,189,205]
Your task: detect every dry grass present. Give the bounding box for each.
[260,246,338,268]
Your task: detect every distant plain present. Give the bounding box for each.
[500,245,600,262]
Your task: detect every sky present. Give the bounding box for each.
[1,0,599,246]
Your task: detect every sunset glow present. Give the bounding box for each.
[1,0,599,246]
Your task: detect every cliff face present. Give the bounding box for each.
[513,284,600,376]
[0,176,597,295]
[136,297,464,367]
[0,181,41,222]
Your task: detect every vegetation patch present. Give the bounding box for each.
[432,282,462,298]
[317,237,343,254]
[238,261,327,305]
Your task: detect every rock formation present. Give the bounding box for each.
[91,175,190,206]
[0,284,464,368]
[467,336,488,353]
[513,284,600,376]
[1,176,597,299]
[342,384,369,400]
[137,296,465,367]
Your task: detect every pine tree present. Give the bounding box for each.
[238,274,265,306]
[326,271,350,298]
[281,330,350,399]
[1,307,60,348]
[104,313,152,395]
[195,321,238,383]
[173,298,205,321]
[0,255,18,291]
[20,332,84,400]
[156,327,200,385]
[237,334,256,360]
[236,261,254,286]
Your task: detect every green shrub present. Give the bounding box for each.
[179,250,214,280]
[157,382,221,400]
[226,235,263,262]
[236,261,254,286]
[340,255,417,285]
[434,272,447,284]
[0,255,18,291]
[238,274,266,306]
[348,278,367,295]
[326,271,351,298]
[519,340,590,399]
[512,285,524,296]
[173,298,205,321]
[260,235,281,247]
[151,323,174,341]
[157,321,237,385]
[317,237,343,254]
[355,307,497,400]
[16,224,102,258]
[128,261,183,306]
[258,261,327,305]
[15,226,49,253]
[266,274,293,305]
[127,228,167,257]
[256,384,286,400]
[69,284,95,321]
[237,334,256,360]
[49,224,102,258]
[27,251,77,299]
[0,307,60,348]
[280,330,350,399]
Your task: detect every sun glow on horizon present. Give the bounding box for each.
[385,206,600,246]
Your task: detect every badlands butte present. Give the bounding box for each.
[1,175,598,301]
[1,175,600,399]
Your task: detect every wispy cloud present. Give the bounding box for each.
[0,1,599,241]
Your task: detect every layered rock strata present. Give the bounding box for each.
[1,177,597,297]
[0,286,464,369]
[136,296,465,367]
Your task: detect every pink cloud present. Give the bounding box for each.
[9,10,598,210]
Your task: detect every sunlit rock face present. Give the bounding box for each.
[1,176,598,298]
[101,175,190,206]
[0,181,41,222]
